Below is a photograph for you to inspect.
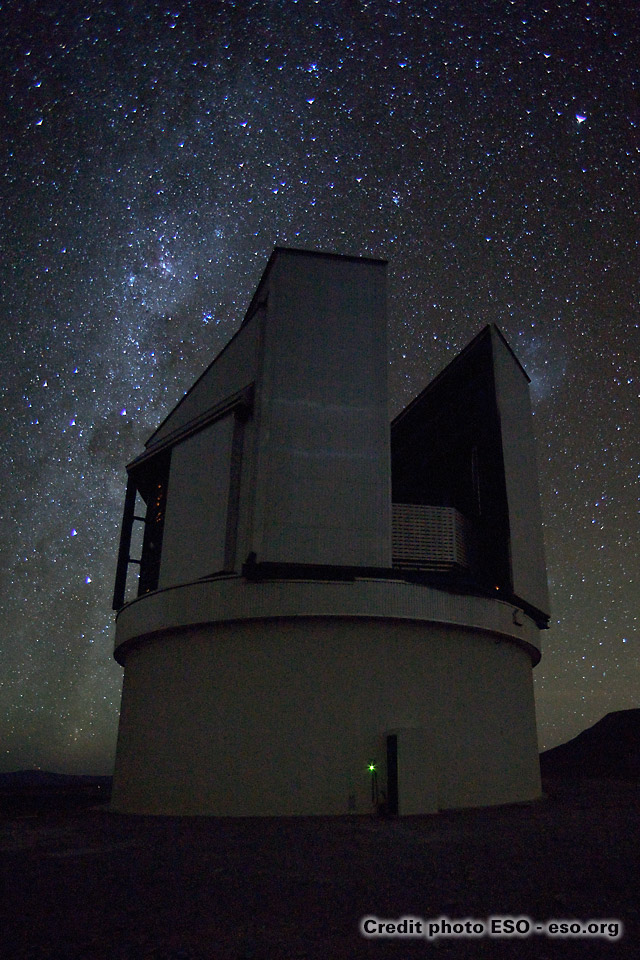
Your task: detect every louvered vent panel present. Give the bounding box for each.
[392,504,473,571]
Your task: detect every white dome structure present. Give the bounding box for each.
[111,248,549,816]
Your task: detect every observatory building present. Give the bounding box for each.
[111,248,549,816]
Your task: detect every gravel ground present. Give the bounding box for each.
[1,779,638,959]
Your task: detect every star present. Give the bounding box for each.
[1,0,637,774]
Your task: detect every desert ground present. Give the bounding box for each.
[1,778,638,959]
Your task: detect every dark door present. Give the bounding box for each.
[386,734,399,815]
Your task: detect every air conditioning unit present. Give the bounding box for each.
[392,503,473,571]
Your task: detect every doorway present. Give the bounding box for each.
[386,734,399,815]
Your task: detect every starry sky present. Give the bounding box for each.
[2,0,638,774]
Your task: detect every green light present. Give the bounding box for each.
[368,763,376,773]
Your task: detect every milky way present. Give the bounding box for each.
[2,0,638,772]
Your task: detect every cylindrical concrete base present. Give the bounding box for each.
[112,579,541,816]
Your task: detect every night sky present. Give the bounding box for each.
[2,0,638,774]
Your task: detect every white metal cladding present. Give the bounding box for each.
[114,576,542,665]
[392,503,472,569]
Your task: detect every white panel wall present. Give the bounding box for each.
[159,416,234,587]
[148,310,260,448]
[111,617,541,816]
[252,251,391,567]
[491,329,550,617]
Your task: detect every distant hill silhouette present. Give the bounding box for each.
[540,709,640,779]
[0,771,112,815]
[0,770,111,788]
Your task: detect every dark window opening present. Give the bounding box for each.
[137,465,168,596]
[112,452,170,609]
[390,328,512,592]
